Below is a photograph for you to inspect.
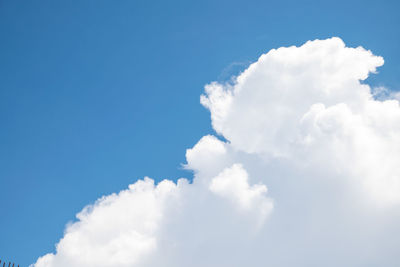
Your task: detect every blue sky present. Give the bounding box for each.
[1,0,399,265]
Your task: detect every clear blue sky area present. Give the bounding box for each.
[1,0,399,265]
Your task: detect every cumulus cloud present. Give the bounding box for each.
[33,37,400,267]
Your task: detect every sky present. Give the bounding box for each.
[0,0,400,266]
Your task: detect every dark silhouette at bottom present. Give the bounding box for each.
[0,259,19,267]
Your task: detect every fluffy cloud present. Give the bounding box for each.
[33,38,400,267]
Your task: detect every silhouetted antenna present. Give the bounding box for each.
[0,260,17,267]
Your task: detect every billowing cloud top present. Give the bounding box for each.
[33,38,400,267]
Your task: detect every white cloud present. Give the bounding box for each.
[34,178,183,267]
[209,164,272,216]
[372,86,400,101]
[33,37,400,267]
